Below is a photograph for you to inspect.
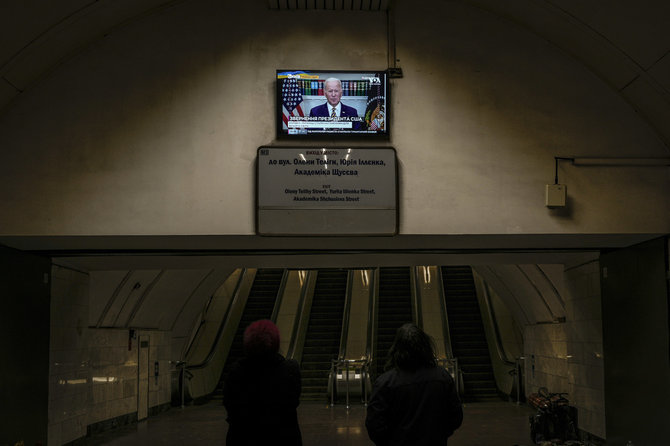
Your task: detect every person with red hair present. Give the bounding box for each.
[223,319,302,445]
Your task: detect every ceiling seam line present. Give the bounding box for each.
[97,270,132,328]
[126,270,165,328]
[484,266,531,325]
[539,0,670,103]
[541,0,645,73]
[170,268,218,332]
[0,0,98,73]
[1,76,23,93]
[534,265,565,309]
[516,265,558,317]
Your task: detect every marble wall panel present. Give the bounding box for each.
[524,259,606,440]
[49,265,173,445]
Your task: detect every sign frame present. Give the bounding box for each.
[256,146,398,236]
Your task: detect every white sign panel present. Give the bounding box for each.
[257,147,397,235]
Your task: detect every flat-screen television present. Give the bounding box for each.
[277,69,389,138]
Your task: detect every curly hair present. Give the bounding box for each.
[385,323,437,372]
[243,319,280,357]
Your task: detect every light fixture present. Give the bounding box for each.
[546,157,570,208]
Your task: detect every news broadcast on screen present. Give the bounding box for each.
[277,70,388,137]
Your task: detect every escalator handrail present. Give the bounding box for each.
[186,268,248,371]
[412,266,422,327]
[478,277,516,366]
[337,269,354,361]
[366,267,379,370]
[270,269,291,323]
[437,267,455,360]
[286,270,316,361]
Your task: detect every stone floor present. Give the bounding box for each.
[84,400,536,445]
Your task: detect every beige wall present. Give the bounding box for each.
[0,1,667,238]
[2,4,667,440]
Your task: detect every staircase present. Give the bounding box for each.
[220,268,284,379]
[374,267,413,379]
[441,266,498,401]
[300,269,348,401]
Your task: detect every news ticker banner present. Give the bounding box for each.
[256,146,397,235]
[287,116,361,129]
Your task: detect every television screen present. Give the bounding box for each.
[277,70,388,137]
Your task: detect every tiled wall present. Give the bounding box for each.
[49,266,90,444]
[49,265,172,445]
[145,330,172,411]
[524,323,569,393]
[524,259,605,440]
[564,260,605,439]
[86,329,138,427]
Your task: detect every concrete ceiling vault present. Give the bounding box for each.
[1,0,668,344]
[1,0,669,146]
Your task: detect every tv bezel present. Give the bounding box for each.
[275,69,390,140]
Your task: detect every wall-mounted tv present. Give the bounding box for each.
[277,69,388,138]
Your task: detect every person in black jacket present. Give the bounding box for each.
[366,323,463,445]
[223,319,302,445]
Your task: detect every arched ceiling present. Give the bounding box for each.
[1,1,664,361]
[1,0,669,146]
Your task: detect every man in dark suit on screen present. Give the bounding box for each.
[309,77,361,130]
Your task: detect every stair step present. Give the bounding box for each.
[454,339,487,347]
[301,369,330,377]
[300,269,347,384]
[461,364,495,373]
[302,353,337,361]
[303,347,336,355]
[457,354,491,363]
[374,267,411,379]
[301,363,332,371]
[466,372,495,381]
[302,386,328,393]
[440,266,500,401]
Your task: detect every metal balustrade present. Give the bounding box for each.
[437,357,461,396]
[329,359,372,409]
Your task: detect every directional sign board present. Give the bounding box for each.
[257,146,397,235]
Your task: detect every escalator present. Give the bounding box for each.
[300,269,348,401]
[441,265,498,401]
[374,267,413,379]
[220,268,284,378]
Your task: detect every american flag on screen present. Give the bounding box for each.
[281,78,304,129]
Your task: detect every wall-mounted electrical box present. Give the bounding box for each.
[545,184,567,207]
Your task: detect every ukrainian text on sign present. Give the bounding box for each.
[258,147,396,209]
